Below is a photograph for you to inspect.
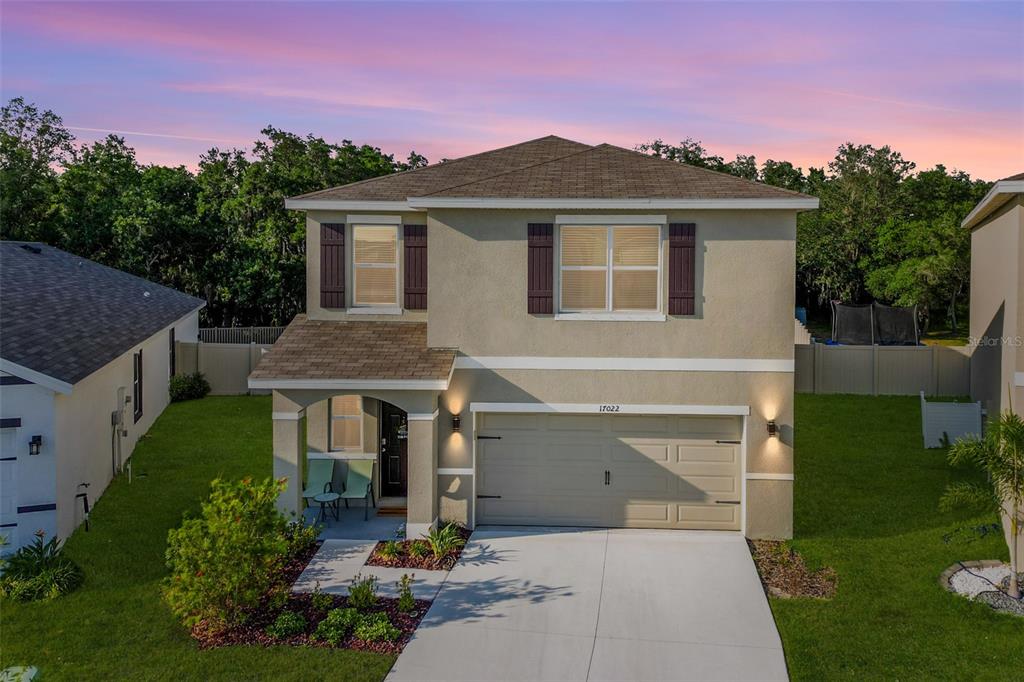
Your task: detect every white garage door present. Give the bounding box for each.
[476,412,743,530]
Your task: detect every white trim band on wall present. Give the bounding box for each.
[346,214,403,225]
[745,473,794,481]
[470,402,750,416]
[555,214,666,225]
[407,197,820,210]
[455,356,794,373]
[285,199,423,212]
[408,410,440,421]
[271,411,304,421]
[438,467,474,476]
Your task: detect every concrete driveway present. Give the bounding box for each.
[387,527,788,682]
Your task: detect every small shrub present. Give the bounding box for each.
[311,582,334,613]
[312,607,361,645]
[284,520,319,557]
[347,573,378,611]
[397,574,415,613]
[423,522,466,560]
[265,610,306,639]
[163,477,290,630]
[379,540,401,560]
[169,372,210,402]
[353,612,401,642]
[408,540,430,559]
[0,532,83,602]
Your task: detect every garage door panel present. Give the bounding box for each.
[477,412,742,531]
[676,444,737,464]
[611,442,670,462]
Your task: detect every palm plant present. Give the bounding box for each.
[940,408,1024,599]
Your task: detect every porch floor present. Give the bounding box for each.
[301,503,404,541]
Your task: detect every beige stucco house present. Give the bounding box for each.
[962,171,1024,566]
[249,136,818,539]
[0,242,203,550]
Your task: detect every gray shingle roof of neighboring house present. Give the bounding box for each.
[290,135,812,202]
[0,242,205,387]
[1001,171,1024,181]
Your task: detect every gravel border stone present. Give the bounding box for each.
[940,561,1024,618]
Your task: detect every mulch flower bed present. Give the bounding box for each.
[748,539,837,599]
[366,526,473,571]
[192,592,431,654]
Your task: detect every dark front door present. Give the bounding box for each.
[379,402,408,497]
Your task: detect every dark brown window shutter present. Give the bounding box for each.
[404,224,427,309]
[527,223,554,314]
[668,223,696,315]
[320,223,345,309]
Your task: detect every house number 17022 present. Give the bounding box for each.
[598,405,621,413]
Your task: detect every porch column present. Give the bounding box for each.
[272,390,305,517]
[406,412,438,537]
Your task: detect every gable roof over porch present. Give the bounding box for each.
[248,315,456,391]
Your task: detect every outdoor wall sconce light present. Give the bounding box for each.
[452,414,462,432]
[766,420,778,438]
[29,434,42,455]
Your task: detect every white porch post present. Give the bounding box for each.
[406,412,438,537]
[272,391,305,518]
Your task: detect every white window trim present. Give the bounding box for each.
[346,214,402,225]
[556,214,666,225]
[351,224,400,309]
[557,223,663,316]
[328,396,363,452]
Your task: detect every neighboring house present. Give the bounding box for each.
[249,136,818,539]
[962,172,1024,569]
[0,242,203,551]
[963,172,1024,419]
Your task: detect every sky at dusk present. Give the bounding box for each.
[2,1,1022,179]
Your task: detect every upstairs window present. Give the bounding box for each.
[132,349,144,423]
[353,225,398,307]
[560,225,661,313]
[329,395,363,451]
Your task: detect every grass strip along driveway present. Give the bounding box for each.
[777,394,1022,680]
[2,394,1020,680]
[0,396,394,682]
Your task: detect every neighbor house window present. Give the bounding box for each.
[560,225,660,312]
[168,327,176,377]
[329,395,363,451]
[132,349,143,423]
[353,225,398,307]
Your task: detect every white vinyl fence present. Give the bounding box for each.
[175,341,272,395]
[920,392,982,448]
[795,343,971,396]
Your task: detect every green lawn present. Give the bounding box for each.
[0,396,395,681]
[2,395,1020,680]
[777,394,1022,680]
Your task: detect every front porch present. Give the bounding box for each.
[247,316,457,538]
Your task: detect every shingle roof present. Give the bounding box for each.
[294,136,592,202]
[0,242,204,386]
[1001,171,1024,181]
[249,315,455,384]
[291,135,811,202]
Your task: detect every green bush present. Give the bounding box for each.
[423,522,466,559]
[379,540,401,560]
[310,582,334,613]
[0,532,83,602]
[163,477,291,630]
[265,610,307,639]
[397,574,415,613]
[353,612,401,642]
[408,540,430,558]
[311,607,361,645]
[347,573,378,611]
[169,372,210,402]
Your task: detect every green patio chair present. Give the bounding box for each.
[339,459,376,520]
[302,458,336,506]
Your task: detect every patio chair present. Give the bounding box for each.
[339,459,376,520]
[302,458,336,507]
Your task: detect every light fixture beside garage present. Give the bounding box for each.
[29,434,42,455]
[451,413,461,432]
[766,420,778,438]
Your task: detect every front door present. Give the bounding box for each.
[379,402,408,497]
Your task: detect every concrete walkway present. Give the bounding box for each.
[292,539,448,600]
[387,527,788,682]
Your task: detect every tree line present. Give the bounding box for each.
[2,97,991,331]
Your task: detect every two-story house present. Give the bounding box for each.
[249,136,818,539]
